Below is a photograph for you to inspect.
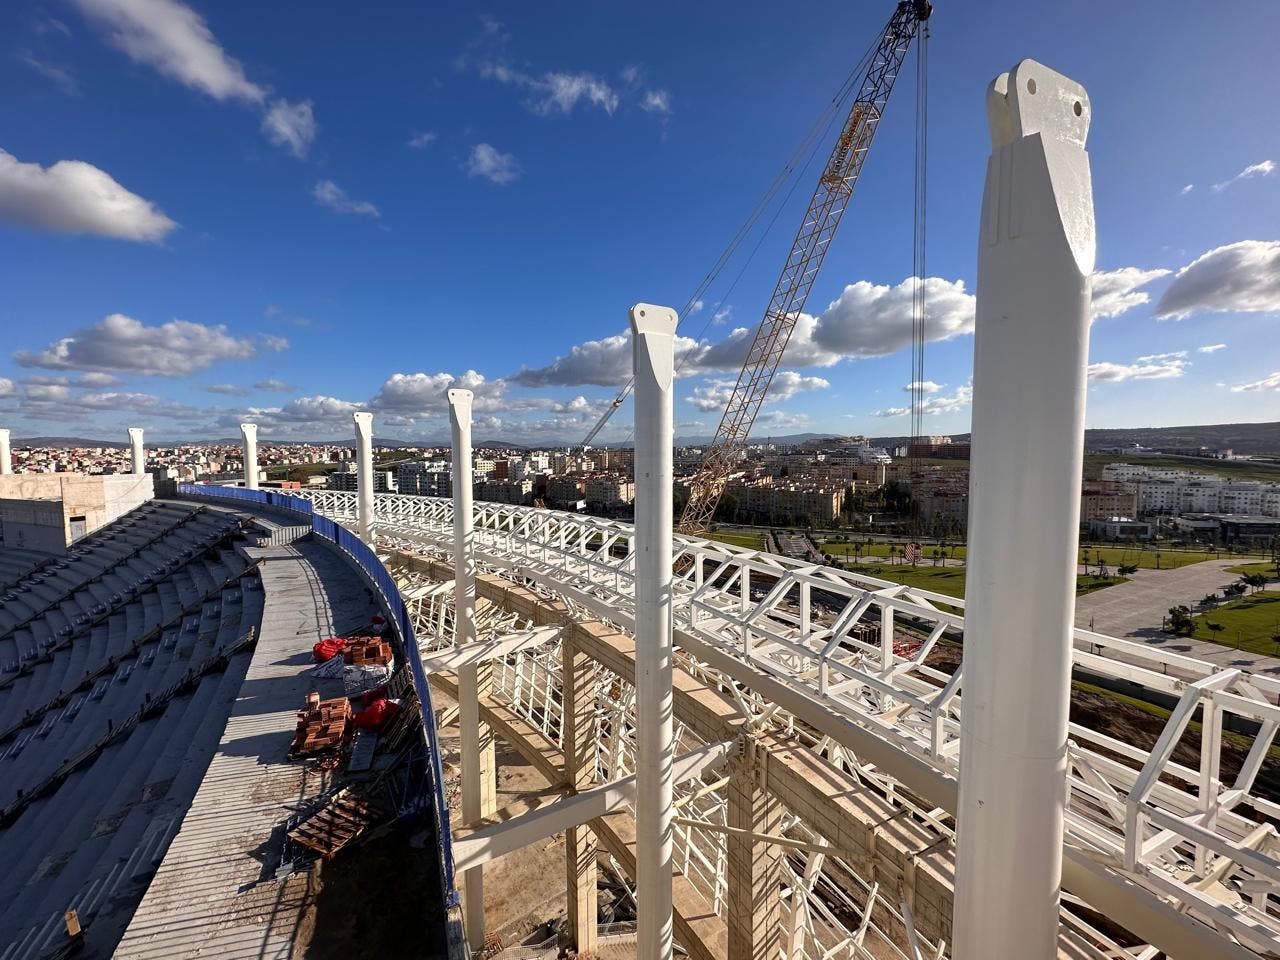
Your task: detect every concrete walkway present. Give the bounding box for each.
[1074,559,1280,678]
[116,536,376,960]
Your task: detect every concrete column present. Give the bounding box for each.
[239,423,259,490]
[353,412,375,544]
[448,388,496,951]
[727,750,782,960]
[630,302,678,960]
[0,429,10,475]
[127,428,145,475]
[954,60,1095,960]
[562,636,599,953]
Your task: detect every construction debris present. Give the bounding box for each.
[285,787,384,859]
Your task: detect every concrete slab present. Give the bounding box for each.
[114,538,376,960]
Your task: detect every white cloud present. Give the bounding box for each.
[1180,184,1194,196]
[514,274,976,389]
[254,378,294,392]
[205,383,248,396]
[0,378,15,397]
[1230,371,1280,393]
[811,277,975,358]
[875,383,972,418]
[1087,356,1188,382]
[904,380,943,394]
[689,299,704,315]
[71,0,264,102]
[0,147,177,242]
[641,89,672,114]
[511,329,709,387]
[1212,160,1275,193]
[371,370,507,417]
[712,305,732,325]
[74,0,318,158]
[465,143,522,185]
[1154,240,1280,319]
[20,53,78,95]
[259,334,289,352]
[408,131,437,149]
[535,72,619,115]
[14,313,256,376]
[1197,343,1227,354]
[312,179,380,217]
[262,99,316,158]
[686,371,828,412]
[1090,266,1172,319]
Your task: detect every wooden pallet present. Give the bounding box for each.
[286,788,383,858]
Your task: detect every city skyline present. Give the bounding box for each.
[1,0,1278,444]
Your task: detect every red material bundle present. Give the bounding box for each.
[353,697,401,730]
[358,686,388,708]
[312,636,348,662]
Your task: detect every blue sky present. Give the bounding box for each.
[1,0,1277,444]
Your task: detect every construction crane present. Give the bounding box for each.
[678,0,931,533]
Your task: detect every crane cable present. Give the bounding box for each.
[579,31,886,450]
[909,18,930,545]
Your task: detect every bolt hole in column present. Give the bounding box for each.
[1073,100,1083,116]
[1027,77,1037,93]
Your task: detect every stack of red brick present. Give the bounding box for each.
[342,636,394,667]
[289,691,352,755]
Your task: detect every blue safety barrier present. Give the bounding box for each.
[176,483,457,903]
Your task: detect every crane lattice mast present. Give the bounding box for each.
[678,0,930,533]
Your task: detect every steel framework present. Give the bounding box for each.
[303,488,1280,960]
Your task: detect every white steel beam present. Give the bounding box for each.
[418,625,562,674]
[448,387,495,950]
[452,740,736,874]
[353,411,375,544]
[239,422,258,490]
[0,428,10,475]
[631,302,679,960]
[954,60,1096,960]
[127,427,145,475]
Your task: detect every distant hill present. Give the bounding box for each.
[15,422,1280,455]
[1079,421,1280,455]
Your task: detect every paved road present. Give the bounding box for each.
[1074,559,1280,678]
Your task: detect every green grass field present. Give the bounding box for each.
[1189,591,1280,655]
[837,562,1124,600]
[1078,545,1222,569]
[821,542,967,562]
[1227,561,1280,578]
[705,531,766,550]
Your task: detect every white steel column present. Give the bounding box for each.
[448,388,496,950]
[353,411,375,544]
[0,429,10,475]
[954,60,1095,960]
[127,427,145,475]
[239,422,259,490]
[630,302,678,960]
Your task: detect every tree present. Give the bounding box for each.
[1243,573,1268,594]
[1166,605,1195,636]
[1201,594,1219,610]
[1206,621,1225,640]
[1118,564,1138,576]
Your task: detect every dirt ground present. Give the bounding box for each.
[291,818,451,959]
[437,705,576,953]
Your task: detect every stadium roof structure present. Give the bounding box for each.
[0,497,454,960]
